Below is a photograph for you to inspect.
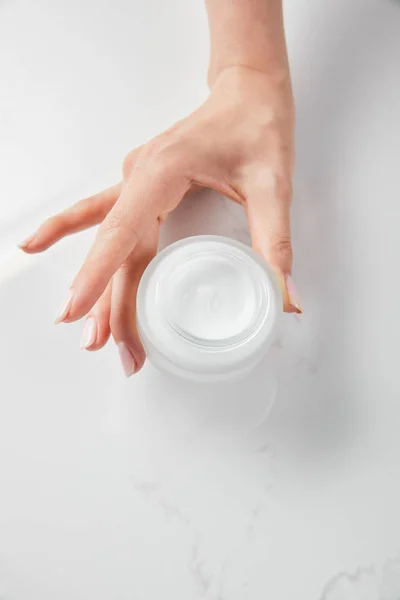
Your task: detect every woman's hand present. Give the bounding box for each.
[19,66,301,376]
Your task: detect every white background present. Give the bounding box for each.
[1,1,400,599]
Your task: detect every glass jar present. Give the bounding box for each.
[137,235,282,382]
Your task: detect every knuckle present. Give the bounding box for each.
[100,211,126,239]
[248,165,292,204]
[267,169,292,203]
[140,138,184,177]
[42,215,55,228]
[122,151,136,180]
[118,259,134,275]
[150,150,180,176]
[104,211,123,231]
[272,236,293,258]
[276,179,292,205]
[77,203,94,222]
[44,214,64,230]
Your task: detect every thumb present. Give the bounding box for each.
[246,180,302,314]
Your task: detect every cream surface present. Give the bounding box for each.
[168,252,258,341]
[138,236,280,382]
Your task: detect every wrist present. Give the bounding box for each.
[209,62,291,91]
[209,65,294,119]
[206,0,290,89]
[207,65,295,143]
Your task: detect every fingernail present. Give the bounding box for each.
[117,342,136,378]
[286,275,303,314]
[55,289,75,324]
[80,317,97,349]
[18,233,36,249]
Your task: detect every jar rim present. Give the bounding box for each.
[159,247,270,349]
[137,235,282,379]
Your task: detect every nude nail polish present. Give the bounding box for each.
[80,317,97,349]
[286,275,303,314]
[117,343,136,378]
[55,289,74,324]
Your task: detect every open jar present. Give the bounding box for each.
[137,235,282,382]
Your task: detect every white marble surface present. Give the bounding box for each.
[1,1,400,599]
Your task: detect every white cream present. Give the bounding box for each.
[137,236,282,382]
[167,252,258,341]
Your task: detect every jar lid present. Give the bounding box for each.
[137,236,282,381]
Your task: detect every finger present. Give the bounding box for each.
[80,281,112,351]
[246,172,302,313]
[19,183,122,253]
[111,223,159,376]
[62,158,188,323]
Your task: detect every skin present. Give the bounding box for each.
[19,0,302,377]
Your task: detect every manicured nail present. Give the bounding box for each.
[55,289,75,324]
[117,342,136,378]
[18,233,36,249]
[286,275,303,314]
[80,317,97,349]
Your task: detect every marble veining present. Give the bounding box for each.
[319,556,400,600]
[1,0,400,598]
